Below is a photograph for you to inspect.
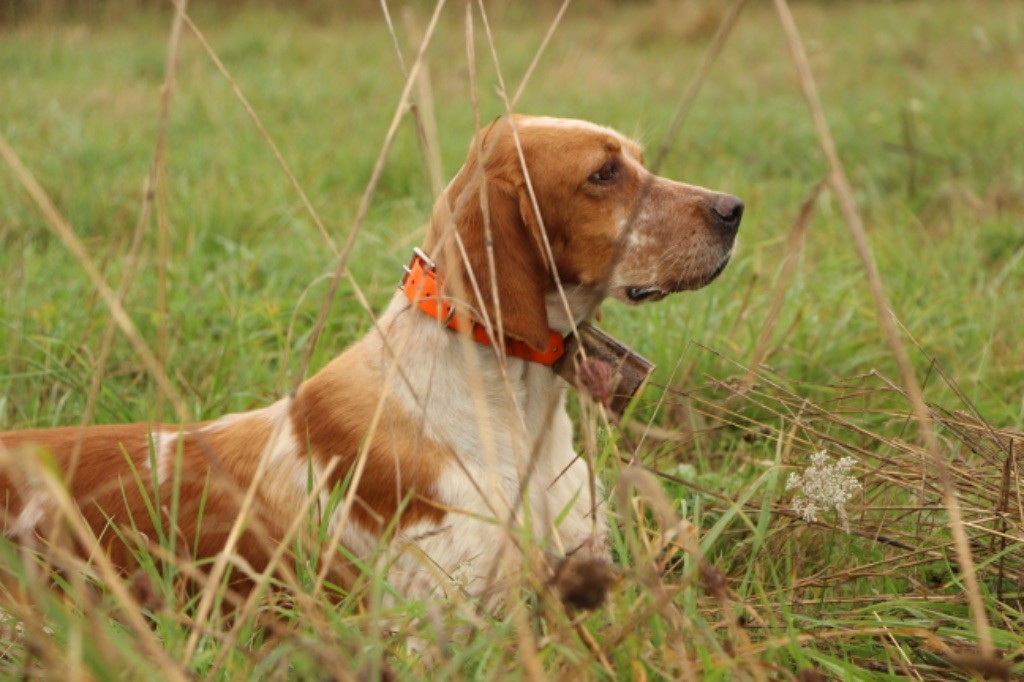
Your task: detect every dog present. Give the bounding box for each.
[0,115,741,602]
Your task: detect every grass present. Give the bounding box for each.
[1,0,1023,679]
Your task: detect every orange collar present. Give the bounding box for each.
[400,248,566,366]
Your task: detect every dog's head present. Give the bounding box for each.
[424,115,742,350]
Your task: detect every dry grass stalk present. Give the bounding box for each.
[163,0,453,657]
[649,0,748,175]
[175,2,339,260]
[0,136,190,426]
[287,0,448,388]
[772,0,995,657]
[747,178,825,376]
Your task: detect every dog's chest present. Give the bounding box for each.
[359,297,605,597]
[392,322,572,491]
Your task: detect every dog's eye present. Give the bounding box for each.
[588,161,619,185]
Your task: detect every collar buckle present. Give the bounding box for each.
[400,247,436,289]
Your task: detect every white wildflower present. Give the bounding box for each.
[786,450,861,532]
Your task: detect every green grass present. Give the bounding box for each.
[2,0,1023,679]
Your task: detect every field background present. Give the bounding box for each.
[1,0,1022,679]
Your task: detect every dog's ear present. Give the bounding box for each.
[448,175,553,352]
[424,118,554,352]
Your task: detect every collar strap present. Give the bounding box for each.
[400,248,566,366]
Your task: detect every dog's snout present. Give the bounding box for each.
[711,195,744,233]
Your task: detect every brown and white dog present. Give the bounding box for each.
[0,115,741,601]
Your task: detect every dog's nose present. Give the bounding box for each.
[711,195,744,233]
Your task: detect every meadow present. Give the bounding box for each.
[1,0,1022,679]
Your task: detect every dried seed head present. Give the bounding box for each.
[947,649,1010,681]
[551,555,614,611]
[129,572,159,610]
[358,659,396,682]
[698,561,728,600]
